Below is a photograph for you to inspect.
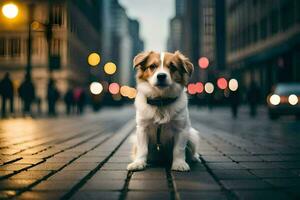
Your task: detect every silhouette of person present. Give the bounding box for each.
[64,88,74,115]
[229,88,240,119]
[0,73,14,118]
[78,89,86,115]
[19,74,35,116]
[47,79,60,116]
[247,81,260,117]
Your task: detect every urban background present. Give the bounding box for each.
[0,0,299,119]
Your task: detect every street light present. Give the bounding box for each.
[2,3,19,19]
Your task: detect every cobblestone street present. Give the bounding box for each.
[0,106,300,200]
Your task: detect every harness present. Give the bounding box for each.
[146,96,178,151]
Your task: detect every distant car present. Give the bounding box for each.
[267,83,300,119]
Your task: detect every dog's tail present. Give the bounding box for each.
[187,127,200,162]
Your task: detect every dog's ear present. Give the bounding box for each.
[133,51,152,70]
[174,50,194,76]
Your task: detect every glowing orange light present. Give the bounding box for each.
[2,3,19,19]
[108,83,120,94]
[195,82,204,93]
[217,78,227,90]
[88,53,101,66]
[198,57,209,69]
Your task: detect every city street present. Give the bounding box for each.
[0,106,300,200]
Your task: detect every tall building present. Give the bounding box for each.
[0,0,101,99]
[100,0,144,86]
[167,0,226,82]
[226,0,300,97]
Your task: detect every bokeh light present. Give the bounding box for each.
[198,57,209,69]
[90,82,103,95]
[187,83,197,95]
[120,85,136,98]
[195,82,204,93]
[270,94,280,105]
[104,62,117,75]
[88,53,101,66]
[228,79,238,91]
[288,94,298,105]
[205,82,214,94]
[217,78,227,89]
[2,3,19,19]
[108,83,120,95]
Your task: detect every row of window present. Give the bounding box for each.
[229,0,300,52]
[0,37,62,58]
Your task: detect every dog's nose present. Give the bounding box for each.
[157,73,167,81]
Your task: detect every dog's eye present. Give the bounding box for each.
[149,64,156,70]
[169,63,177,72]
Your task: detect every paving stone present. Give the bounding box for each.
[128,180,168,191]
[0,164,32,171]
[74,156,106,163]
[101,163,128,171]
[0,170,14,178]
[206,162,245,169]
[250,169,297,178]
[240,162,283,169]
[15,191,65,200]
[0,190,17,199]
[233,189,290,200]
[10,170,51,180]
[126,191,170,200]
[131,171,166,180]
[229,155,263,162]
[212,169,258,180]
[220,179,273,189]
[32,180,77,191]
[264,178,300,187]
[62,163,99,171]
[28,163,65,171]
[91,171,128,180]
[48,171,90,180]
[201,155,232,162]
[70,191,120,200]
[80,180,125,191]
[175,180,220,191]
[179,191,227,200]
[14,158,44,165]
[173,171,215,181]
[0,179,35,190]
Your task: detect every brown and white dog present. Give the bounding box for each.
[127,51,200,171]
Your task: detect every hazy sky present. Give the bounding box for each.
[119,0,175,52]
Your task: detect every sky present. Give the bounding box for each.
[119,0,175,52]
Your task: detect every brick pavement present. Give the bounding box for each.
[0,106,299,200]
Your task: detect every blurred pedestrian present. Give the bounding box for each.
[19,74,35,116]
[64,88,74,115]
[35,96,42,116]
[229,88,240,118]
[0,73,14,118]
[78,89,86,115]
[247,81,260,118]
[47,79,60,116]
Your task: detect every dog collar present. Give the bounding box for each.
[146,96,178,107]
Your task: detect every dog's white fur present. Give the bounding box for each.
[127,52,200,171]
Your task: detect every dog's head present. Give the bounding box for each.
[133,51,193,95]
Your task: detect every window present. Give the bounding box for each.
[51,5,63,26]
[260,17,268,40]
[9,38,20,57]
[0,38,5,56]
[270,9,279,35]
[51,39,61,56]
[280,0,295,30]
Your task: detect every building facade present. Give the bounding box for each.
[0,0,101,100]
[226,0,300,98]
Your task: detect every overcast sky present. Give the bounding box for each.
[119,0,175,52]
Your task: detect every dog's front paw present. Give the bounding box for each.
[192,153,201,162]
[171,160,190,171]
[127,160,147,171]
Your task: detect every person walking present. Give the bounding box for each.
[247,81,260,118]
[47,79,60,116]
[64,88,74,115]
[229,88,240,119]
[0,73,14,118]
[19,74,35,116]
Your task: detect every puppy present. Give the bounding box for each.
[127,51,200,171]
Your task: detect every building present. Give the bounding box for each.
[226,0,300,98]
[167,0,226,82]
[0,0,101,101]
[99,0,143,86]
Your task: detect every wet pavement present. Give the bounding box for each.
[0,106,299,200]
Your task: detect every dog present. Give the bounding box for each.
[127,51,200,171]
